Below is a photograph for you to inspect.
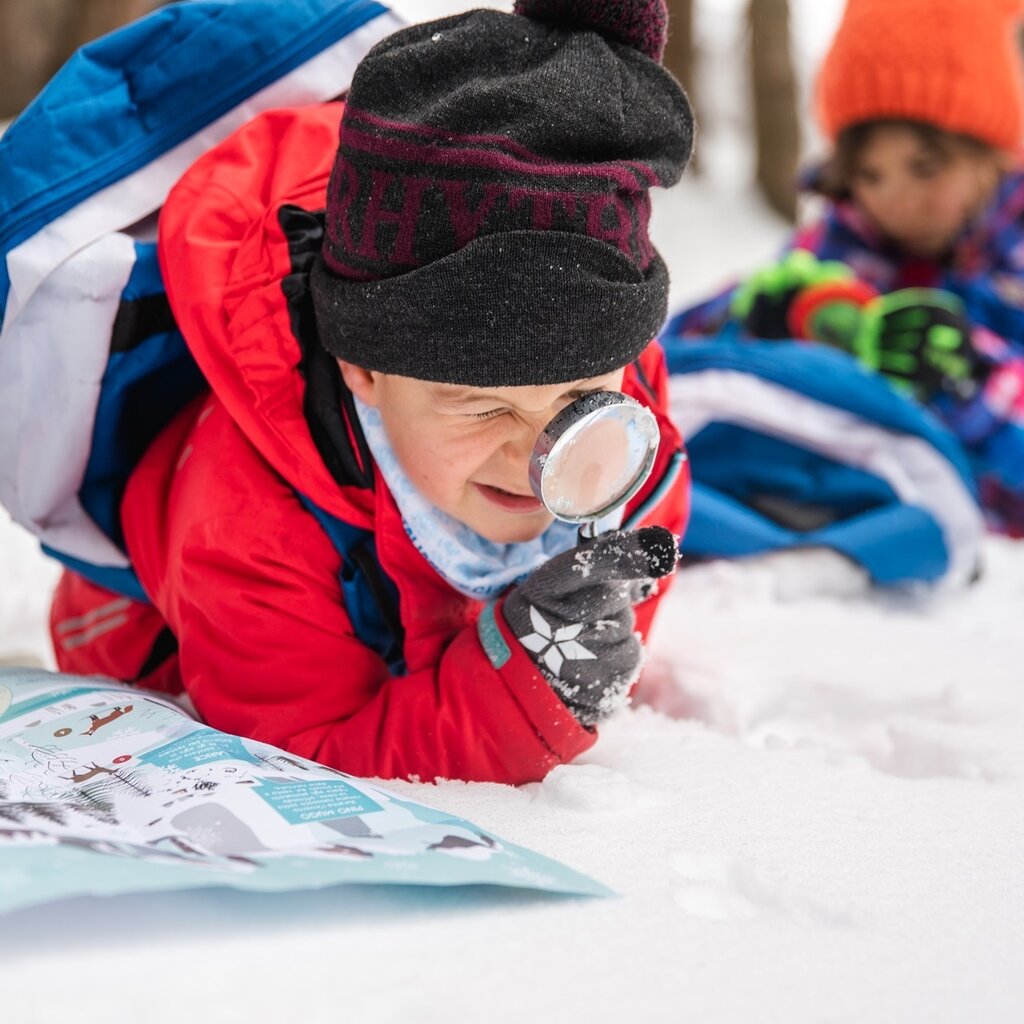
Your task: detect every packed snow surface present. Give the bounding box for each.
[4,503,1022,1022]
[2,2,1022,1021]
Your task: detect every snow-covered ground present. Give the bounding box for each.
[3,2,1023,1022]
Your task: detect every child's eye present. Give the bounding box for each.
[852,168,881,187]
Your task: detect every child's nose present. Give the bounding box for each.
[879,176,911,212]
[878,178,928,230]
[504,415,546,463]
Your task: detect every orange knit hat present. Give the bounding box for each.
[816,0,1024,151]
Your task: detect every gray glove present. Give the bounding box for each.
[502,527,678,727]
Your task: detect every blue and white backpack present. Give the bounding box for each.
[0,0,402,603]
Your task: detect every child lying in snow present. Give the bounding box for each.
[47,0,692,784]
[666,0,1024,538]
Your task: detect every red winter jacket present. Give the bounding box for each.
[51,103,690,784]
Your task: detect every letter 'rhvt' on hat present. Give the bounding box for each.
[309,0,695,387]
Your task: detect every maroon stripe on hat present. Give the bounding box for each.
[323,181,656,277]
[346,107,660,186]
[346,108,551,164]
[319,254,381,281]
[341,126,653,195]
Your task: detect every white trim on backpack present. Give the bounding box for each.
[2,12,403,333]
[668,369,984,588]
[0,11,403,571]
[0,232,136,568]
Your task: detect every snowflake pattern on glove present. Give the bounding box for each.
[516,606,597,678]
[501,526,678,726]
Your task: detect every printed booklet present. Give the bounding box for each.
[0,668,609,915]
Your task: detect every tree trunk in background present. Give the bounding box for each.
[0,0,67,119]
[663,0,699,173]
[749,0,799,220]
[0,0,160,120]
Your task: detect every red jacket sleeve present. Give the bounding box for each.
[123,397,596,786]
[166,505,595,785]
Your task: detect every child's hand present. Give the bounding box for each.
[730,250,855,339]
[502,527,679,727]
[854,289,984,401]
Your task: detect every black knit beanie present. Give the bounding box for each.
[310,0,694,386]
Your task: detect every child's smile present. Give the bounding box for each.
[473,483,546,515]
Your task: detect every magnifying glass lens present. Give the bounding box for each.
[542,410,647,517]
[531,393,660,525]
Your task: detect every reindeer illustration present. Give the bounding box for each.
[68,763,118,784]
[82,705,133,736]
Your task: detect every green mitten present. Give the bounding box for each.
[730,250,855,339]
[854,289,983,401]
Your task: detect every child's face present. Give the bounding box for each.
[847,124,1004,257]
[339,363,626,543]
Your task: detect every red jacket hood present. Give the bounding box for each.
[158,103,371,523]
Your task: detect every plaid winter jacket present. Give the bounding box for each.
[665,172,1024,535]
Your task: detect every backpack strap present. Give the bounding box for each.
[297,496,406,675]
[280,204,375,490]
[281,203,405,674]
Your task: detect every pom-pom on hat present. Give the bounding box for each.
[310,0,694,387]
[816,0,1024,152]
[515,0,669,60]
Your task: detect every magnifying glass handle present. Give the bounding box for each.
[577,521,601,545]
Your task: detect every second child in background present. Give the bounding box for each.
[668,0,1024,538]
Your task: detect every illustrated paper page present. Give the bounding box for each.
[0,669,609,914]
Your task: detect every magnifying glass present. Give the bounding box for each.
[529,392,660,540]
